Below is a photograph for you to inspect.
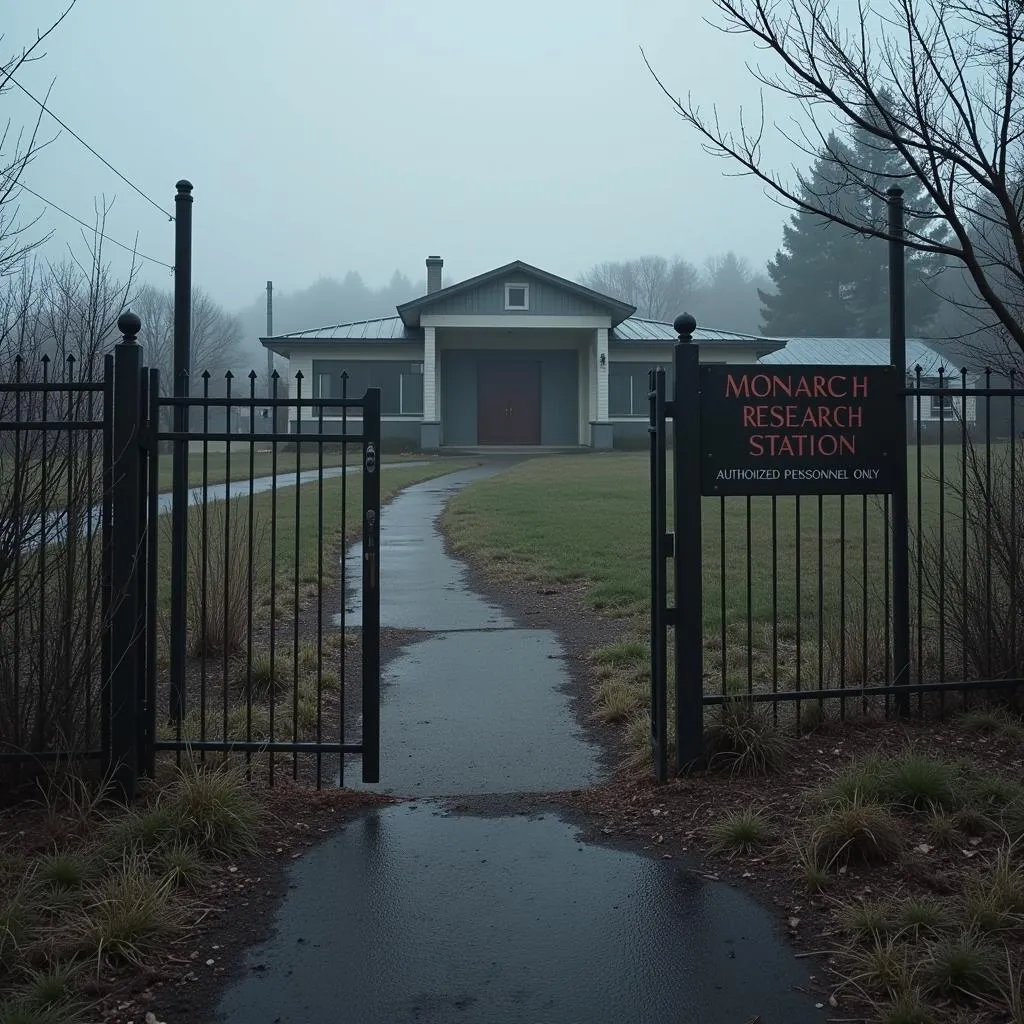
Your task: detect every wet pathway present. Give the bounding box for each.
[215,463,826,1024]
[339,464,599,795]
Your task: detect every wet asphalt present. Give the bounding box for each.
[215,462,826,1024]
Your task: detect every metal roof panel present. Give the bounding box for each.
[759,337,954,375]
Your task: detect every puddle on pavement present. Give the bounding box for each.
[215,803,825,1024]
[343,628,600,796]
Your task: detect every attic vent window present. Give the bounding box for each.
[504,283,529,310]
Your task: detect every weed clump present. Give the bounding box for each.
[704,698,790,777]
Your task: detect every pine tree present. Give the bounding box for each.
[759,136,860,336]
[760,106,947,338]
[842,96,946,336]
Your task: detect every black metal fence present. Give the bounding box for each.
[0,315,382,797]
[650,333,1024,781]
[0,353,113,781]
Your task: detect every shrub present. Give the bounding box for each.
[19,962,80,1011]
[917,439,1024,685]
[235,650,290,700]
[96,805,177,860]
[70,856,181,968]
[839,900,895,944]
[0,873,39,960]
[838,937,914,1000]
[896,897,951,939]
[704,698,790,777]
[792,833,834,892]
[961,772,1024,813]
[160,761,264,858]
[35,851,94,892]
[959,708,1010,734]
[875,990,931,1024]
[153,841,208,890]
[881,753,961,811]
[922,931,1001,997]
[963,848,1024,934]
[924,809,961,849]
[819,755,889,807]
[953,805,993,837]
[594,678,644,725]
[0,526,107,788]
[809,795,904,867]
[707,808,772,855]
[181,496,269,658]
[0,995,82,1024]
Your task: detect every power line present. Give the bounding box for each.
[8,77,175,222]
[2,172,174,270]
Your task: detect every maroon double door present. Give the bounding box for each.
[477,360,541,445]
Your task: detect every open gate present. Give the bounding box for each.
[103,315,381,796]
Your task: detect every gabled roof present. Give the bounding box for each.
[395,259,637,327]
[760,337,956,376]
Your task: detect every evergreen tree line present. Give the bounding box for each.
[760,112,949,339]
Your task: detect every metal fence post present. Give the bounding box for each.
[649,367,668,784]
[360,387,381,783]
[169,179,193,724]
[672,313,704,771]
[109,311,144,800]
[888,188,912,718]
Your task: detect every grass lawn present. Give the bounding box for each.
[0,447,432,510]
[154,460,465,620]
[443,448,1016,730]
[154,447,427,492]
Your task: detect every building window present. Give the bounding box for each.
[609,362,673,417]
[504,283,529,310]
[312,360,424,416]
[930,392,956,418]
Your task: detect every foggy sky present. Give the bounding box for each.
[6,0,798,316]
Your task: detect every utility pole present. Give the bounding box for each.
[266,280,274,400]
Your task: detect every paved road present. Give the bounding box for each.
[215,463,826,1024]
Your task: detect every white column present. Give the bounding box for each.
[577,348,588,444]
[596,327,609,421]
[588,336,597,427]
[423,326,437,420]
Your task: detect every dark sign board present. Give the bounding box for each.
[699,364,899,496]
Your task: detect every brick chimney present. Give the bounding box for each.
[426,256,443,294]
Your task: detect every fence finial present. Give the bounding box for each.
[117,309,141,344]
[674,312,697,341]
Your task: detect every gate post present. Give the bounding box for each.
[109,311,144,800]
[648,367,668,784]
[169,179,193,725]
[888,188,912,718]
[672,313,704,772]
[360,387,381,783]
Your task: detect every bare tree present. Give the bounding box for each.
[580,255,703,320]
[0,214,139,775]
[644,0,1024,355]
[0,2,80,280]
[133,284,245,391]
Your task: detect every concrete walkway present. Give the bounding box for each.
[214,464,826,1024]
